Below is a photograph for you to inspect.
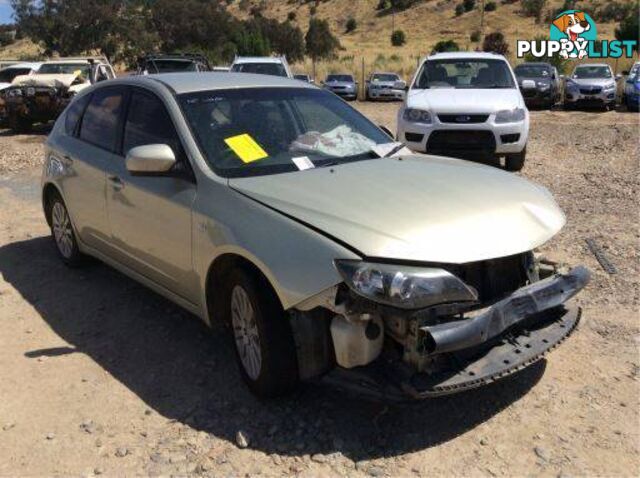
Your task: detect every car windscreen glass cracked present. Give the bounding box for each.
[179,87,391,177]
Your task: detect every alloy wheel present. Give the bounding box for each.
[231,285,262,380]
[51,202,74,259]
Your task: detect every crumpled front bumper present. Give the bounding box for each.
[322,267,590,400]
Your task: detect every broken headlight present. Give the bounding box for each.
[334,260,478,310]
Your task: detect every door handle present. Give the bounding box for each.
[108,175,124,191]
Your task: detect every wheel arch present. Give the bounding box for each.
[42,182,64,227]
[204,252,284,328]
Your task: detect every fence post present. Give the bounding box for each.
[361,57,365,101]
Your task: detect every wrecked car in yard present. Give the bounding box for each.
[4,57,115,132]
[42,73,589,400]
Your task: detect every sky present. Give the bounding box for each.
[0,1,13,25]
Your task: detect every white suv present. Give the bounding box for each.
[397,52,529,171]
[230,56,292,78]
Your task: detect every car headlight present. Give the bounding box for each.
[603,82,616,91]
[565,80,578,90]
[402,108,432,124]
[495,107,526,124]
[537,82,550,90]
[7,89,22,98]
[334,260,478,310]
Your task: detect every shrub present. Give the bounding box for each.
[521,0,546,23]
[470,30,481,42]
[346,17,357,33]
[391,29,406,46]
[615,9,639,52]
[432,39,460,54]
[463,0,475,12]
[310,5,317,15]
[482,31,509,55]
[455,3,465,16]
[287,11,296,21]
[485,1,497,11]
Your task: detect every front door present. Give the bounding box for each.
[105,88,198,303]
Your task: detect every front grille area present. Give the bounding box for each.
[427,130,496,158]
[438,114,489,124]
[446,253,530,304]
[580,87,602,95]
[522,89,537,98]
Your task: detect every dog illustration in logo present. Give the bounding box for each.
[553,11,592,59]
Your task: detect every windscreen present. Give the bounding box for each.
[514,64,551,78]
[327,75,354,82]
[0,68,32,83]
[572,66,611,79]
[371,74,399,82]
[415,58,515,89]
[180,87,391,177]
[38,63,91,77]
[231,62,288,77]
[145,59,198,73]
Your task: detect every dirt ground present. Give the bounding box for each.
[0,105,638,477]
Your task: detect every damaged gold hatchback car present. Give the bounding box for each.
[41,73,589,399]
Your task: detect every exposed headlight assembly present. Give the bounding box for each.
[402,108,432,124]
[495,107,526,124]
[603,82,616,90]
[6,89,22,98]
[537,82,550,90]
[335,260,478,310]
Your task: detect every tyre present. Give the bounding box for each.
[228,268,299,398]
[505,147,526,172]
[46,191,85,266]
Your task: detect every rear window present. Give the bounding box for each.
[143,59,198,73]
[64,94,91,136]
[0,68,32,83]
[79,88,124,151]
[327,75,354,82]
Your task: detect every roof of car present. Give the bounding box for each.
[574,63,610,68]
[232,57,284,64]
[124,72,316,94]
[515,62,553,68]
[427,52,506,60]
[371,72,399,76]
[0,62,42,70]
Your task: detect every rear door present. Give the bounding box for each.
[105,87,198,303]
[54,87,126,252]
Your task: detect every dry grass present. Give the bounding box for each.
[0,38,43,61]
[229,0,637,81]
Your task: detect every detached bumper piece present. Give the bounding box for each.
[321,267,589,401]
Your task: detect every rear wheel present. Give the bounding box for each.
[228,268,299,398]
[505,147,526,172]
[46,192,85,266]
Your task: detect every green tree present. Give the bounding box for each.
[615,6,639,52]
[432,39,460,54]
[305,17,340,76]
[346,17,357,33]
[482,31,509,55]
[523,36,569,73]
[391,29,406,46]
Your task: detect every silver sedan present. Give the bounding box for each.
[41,73,589,399]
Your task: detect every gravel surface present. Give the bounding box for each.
[0,106,638,477]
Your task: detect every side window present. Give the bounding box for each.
[64,93,91,136]
[79,88,125,151]
[123,91,183,160]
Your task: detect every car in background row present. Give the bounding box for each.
[514,62,561,109]
[294,74,314,83]
[365,72,406,101]
[0,62,42,124]
[398,52,529,171]
[322,74,358,101]
[564,64,621,110]
[42,72,589,400]
[3,56,115,132]
[623,66,640,112]
[136,53,212,74]
[230,56,292,78]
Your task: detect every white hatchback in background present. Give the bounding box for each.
[230,56,293,78]
[0,62,42,91]
[397,52,529,171]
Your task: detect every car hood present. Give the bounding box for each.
[12,73,80,89]
[326,81,355,87]
[407,88,522,113]
[0,82,11,90]
[570,78,612,87]
[228,155,565,264]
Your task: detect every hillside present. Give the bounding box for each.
[228,0,637,78]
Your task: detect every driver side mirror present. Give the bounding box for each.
[379,125,394,138]
[126,144,176,175]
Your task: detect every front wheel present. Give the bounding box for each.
[228,269,299,398]
[505,147,526,172]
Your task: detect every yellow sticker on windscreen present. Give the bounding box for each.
[224,134,268,163]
